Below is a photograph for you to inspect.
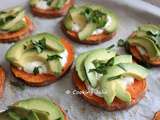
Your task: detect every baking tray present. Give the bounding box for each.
[0,0,160,120]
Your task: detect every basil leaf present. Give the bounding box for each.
[105,44,115,50]
[33,66,42,75]
[107,75,121,80]
[117,39,125,47]
[82,7,107,28]
[47,54,62,61]
[8,111,21,120]
[31,38,47,53]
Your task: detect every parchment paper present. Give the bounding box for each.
[0,0,160,120]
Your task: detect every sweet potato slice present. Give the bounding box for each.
[0,67,5,98]
[11,38,74,86]
[0,16,34,43]
[62,24,116,45]
[153,112,160,120]
[31,0,74,18]
[72,68,147,111]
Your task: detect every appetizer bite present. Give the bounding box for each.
[29,0,74,18]
[127,24,160,66]
[0,66,5,98]
[62,5,118,44]
[72,48,149,111]
[0,98,68,120]
[6,33,74,86]
[0,6,33,42]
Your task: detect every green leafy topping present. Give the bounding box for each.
[105,44,115,50]
[8,111,21,120]
[89,58,114,74]
[81,7,107,28]
[146,30,160,49]
[31,38,47,53]
[117,39,125,47]
[47,54,62,61]
[55,117,62,120]
[33,66,42,75]
[107,75,121,80]
[46,0,52,6]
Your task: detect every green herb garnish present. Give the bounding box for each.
[107,75,121,80]
[89,58,114,74]
[82,8,107,28]
[47,54,62,61]
[33,66,42,75]
[55,117,62,120]
[106,44,115,50]
[118,39,125,47]
[31,38,47,53]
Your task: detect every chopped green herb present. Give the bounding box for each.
[89,57,114,74]
[55,117,62,120]
[8,111,21,120]
[47,54,62,61]
[106,44,115,50]
[107,75,121,80]
[33,66,42,75]
[82,8,107,28]
[117,64,126,71]
[118,39,125,47]
[31,38,47,53]
[10,80,25,90]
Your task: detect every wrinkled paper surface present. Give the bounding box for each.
[0,0,160,120]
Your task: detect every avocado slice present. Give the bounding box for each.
[78,22,97,40]
[51,0,67,9]
[112,55,132,65]
[15,50,62,76]
[8,106,49,120]
[104,11,118,33]
[29,0,40,6]
[84,49,116,87]
[76,51,90,81]
[138,24,160,33]
[0,106,49,120]
[1,10,25,31]
[128,36,160,58]
[100,79,116,105]
[63,14,73,31]
[69,7,86,31]
[100,79,131,105]
[102,63,149,81]
[15,98,65,120]
[9,20,26,32]
[6,33,64,63]
[115,81,131,103]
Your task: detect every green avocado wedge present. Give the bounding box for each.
[0,98,65,120]
[15,98,65,120]
[76,51,90,81]
[128,37,160,58]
